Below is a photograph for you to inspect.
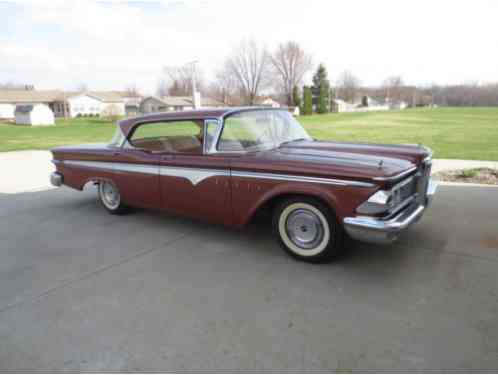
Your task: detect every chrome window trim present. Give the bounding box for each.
[212,108,303,155]
[203,118,223,154]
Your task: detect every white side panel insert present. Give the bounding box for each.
[159,166,229,186]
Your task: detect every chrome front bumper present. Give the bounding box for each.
[343,179,438,244]
[50,172,63,187]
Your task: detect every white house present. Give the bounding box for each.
[260,97,281,108]
[67,92,125,117]
[330,99,357,112]
[0,103,15,119]
[14,104,55,126]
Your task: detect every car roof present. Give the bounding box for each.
[118,106,286,137]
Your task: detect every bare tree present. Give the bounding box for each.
[156,79,169,97]
[271,41,313,106]
[163,63,205,97]
[125,84,141,98]
[383,75,404,102]
[77,83,88,92]
[336,70,361,103]
[0,82,34,90]
[225,39,271,105]
[102,104,122,122]
[208,62,239,105]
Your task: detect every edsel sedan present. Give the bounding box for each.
[50,108,437,263]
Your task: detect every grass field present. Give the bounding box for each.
[1,107,497,160]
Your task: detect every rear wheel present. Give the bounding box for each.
[98,180,129,215]
[273,197,343,263]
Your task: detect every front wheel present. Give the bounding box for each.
[98,180,129,215]
[273,197,343,263]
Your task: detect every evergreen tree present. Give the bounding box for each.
[312,64,331,113]
[292,85,301,108]
[303,86,313,115]
[317,85,328,114]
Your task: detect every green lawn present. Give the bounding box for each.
[1,107,497,160]
[0,117,116,152]
[300,107,498,161]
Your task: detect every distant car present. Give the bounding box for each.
[50,107,437,263]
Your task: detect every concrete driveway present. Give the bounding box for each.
[0,183,497,371]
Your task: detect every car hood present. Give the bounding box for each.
[231,140,430,182]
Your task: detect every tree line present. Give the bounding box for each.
[157,39,498,112]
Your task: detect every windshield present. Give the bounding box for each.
[218,109,312,152]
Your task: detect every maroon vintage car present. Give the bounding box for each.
[50,107,437,262]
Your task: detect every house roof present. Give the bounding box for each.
[0,89,126,104]
[143,95,225,107]
[0,90,65,103]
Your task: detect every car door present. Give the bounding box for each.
[110,146,160,209]
[135,119,232,225]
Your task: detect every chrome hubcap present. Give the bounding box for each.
[285,209,324,249]
[100,181,120,209]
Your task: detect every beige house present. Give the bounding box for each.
[139,95,224,114]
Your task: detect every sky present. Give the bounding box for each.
[1,0,498,94]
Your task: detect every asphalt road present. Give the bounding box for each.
[0,185,497,371]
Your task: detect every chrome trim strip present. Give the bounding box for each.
[231,170,375,187]
[116,163,158,175]
[62,160,375,188]
[61,160,228,186]
[64,160,115,171]
[373,166,417,182]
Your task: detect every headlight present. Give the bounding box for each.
[356,190,394,215]
[357,176,417,216]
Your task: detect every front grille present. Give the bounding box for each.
[416,161,432,203]
[392,176,416,206]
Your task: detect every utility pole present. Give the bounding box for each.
[186,60,200,109]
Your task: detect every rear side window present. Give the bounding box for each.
[130,120,204,154]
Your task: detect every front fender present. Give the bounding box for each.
[233,181,376,227]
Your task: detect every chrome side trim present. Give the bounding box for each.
[64,160,115,171]
[160,166,229,186]
[62,160,375,188]
[61,160,228,186]
[231,170,375,187]
[373,166,417,182]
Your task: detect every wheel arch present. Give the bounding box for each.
[240,184,341,227]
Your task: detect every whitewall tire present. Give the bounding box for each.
[98,180,129,215]
[273,197,343,263]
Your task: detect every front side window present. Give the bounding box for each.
[129,120,204,153]
[218,110,312,152]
